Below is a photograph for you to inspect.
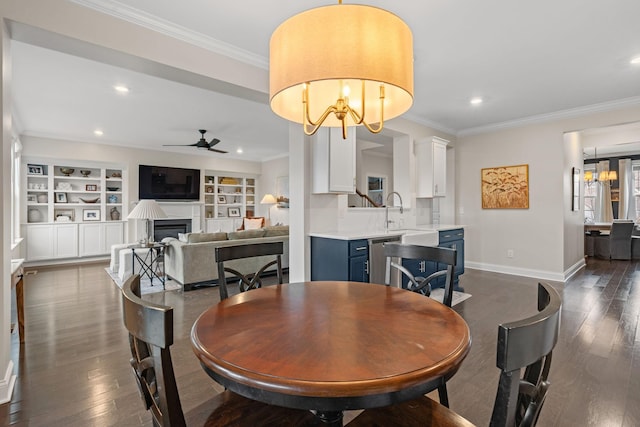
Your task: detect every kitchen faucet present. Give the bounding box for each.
[385,191,404,230]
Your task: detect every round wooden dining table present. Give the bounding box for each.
[191,281,471,426]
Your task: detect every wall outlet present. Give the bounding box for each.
[507,249,514,258]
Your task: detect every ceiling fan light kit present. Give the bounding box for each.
[163,129,227,153]
[269,1,414,139]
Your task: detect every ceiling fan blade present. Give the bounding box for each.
[208,148,228,154]
[163,142,199,147]
[208,138,221,147]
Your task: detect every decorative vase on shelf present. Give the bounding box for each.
[110,207,121,220]
[28,208,42,223]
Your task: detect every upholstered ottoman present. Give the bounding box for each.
[110,243,153,282]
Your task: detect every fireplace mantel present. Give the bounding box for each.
[130,201,203,242]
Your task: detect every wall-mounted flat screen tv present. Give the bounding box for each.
[139,164,200,200]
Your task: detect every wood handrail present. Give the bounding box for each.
[355,189,381,208]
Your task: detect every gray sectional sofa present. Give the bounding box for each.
[162,225,289,290]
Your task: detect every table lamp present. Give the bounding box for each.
[127,199,167,245]
[260,194,277,224]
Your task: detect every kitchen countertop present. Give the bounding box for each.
[308,225,464,241]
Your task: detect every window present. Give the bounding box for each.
[633,161,640,220]
[584,164,596,222]
[11,137,22,245]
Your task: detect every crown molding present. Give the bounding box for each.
[70,0,268,69]
[401,112,457,136]
[458,96,640,137]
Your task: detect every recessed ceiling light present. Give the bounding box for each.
[470,97,483,105]
[236,148,243,154]
[114,85,129,93]
[94,130,104,136]
[631,56,640,65]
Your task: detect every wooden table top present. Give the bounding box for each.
[191,281,471,410]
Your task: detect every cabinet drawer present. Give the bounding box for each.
[349,240,369,257]
[439,228,464,243]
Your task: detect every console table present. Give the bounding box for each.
[131,243,166,287]
[11,259,25,343]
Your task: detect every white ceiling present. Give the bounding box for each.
[10,0,640,161]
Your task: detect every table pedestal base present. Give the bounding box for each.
[315,410,343,426]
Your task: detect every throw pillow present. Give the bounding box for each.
[243,217,264,230]
[227,229,266,240]
[263,225,289,237]
[187,232,228,243]
[178,233,188,242]
[237,216,265,230]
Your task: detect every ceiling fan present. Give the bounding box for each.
[164,129,228,153]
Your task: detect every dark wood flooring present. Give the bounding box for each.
[0,257,638,426]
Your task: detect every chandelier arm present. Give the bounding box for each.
[349,81,366,125]
[346,87,385,134]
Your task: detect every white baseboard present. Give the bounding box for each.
[465,261,567,282]
[563,258,586,282]
[0,360,16,404]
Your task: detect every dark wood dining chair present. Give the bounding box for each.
[121,274,317,427]
[383,242,456,306]
[383,242,457,407]
[215,241,283,300]
[347,282,562,427]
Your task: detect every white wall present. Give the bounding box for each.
[260,155,289,225]
[0,18,15,404]
[457,104,640,281]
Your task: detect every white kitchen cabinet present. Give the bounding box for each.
[79,222,124,257]
[416,136,449,198]
[312,127,356,194]
[26,223,78,260]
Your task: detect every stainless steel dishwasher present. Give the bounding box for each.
[368,236,401,285]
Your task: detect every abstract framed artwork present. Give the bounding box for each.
[481,164,529,209]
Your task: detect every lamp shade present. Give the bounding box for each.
[260,194,277,204]
[269,4,413,129]
[127,200,168,220]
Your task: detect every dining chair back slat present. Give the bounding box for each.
[215,241,284,300]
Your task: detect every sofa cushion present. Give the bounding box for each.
[187,232,228,243]
[263,225,289,237]
[228,229,266,240]
[243,217,264,230]
[237,217,265,230]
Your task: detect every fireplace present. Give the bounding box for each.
[153,219,192,241]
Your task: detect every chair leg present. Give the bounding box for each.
[437,384,449,408]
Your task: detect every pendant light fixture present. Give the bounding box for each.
[269,1,414,139]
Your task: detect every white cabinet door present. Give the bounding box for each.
[79,223,104,256]
[206,218,241,233]
[416,137,448,198]
[433,141,447,197]
[27,224,79,260]
[55,224,79,258]
[26,225,55,260]
[104,222,124,250]
[312,128,356,194]
[80,222,124,256]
